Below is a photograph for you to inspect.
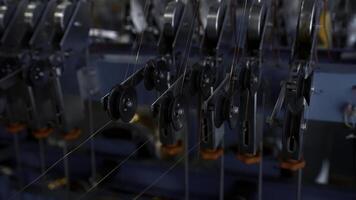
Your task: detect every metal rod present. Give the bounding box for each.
[258,141,263,200]
[13,133,23,200]
[219,140,225,200]
[77,140,151,200]
[184,124,189,200]
[297,169,303,200]
[88,99,97,184]
[62,142,70,200]
[38,139,46,174]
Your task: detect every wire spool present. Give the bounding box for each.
[162,0,184,41]
[206,1,226,43]
[107,85,138,123]
[54,1,75,34]
[294,0,320,60]
[246,1,267,51]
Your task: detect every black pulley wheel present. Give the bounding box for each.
[107,85,137,123]
[153,59,170,92]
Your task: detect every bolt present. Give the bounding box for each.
[125,99,133,108]
[204,78,210,84]
[74,21,82,27]
[231,106,239,114]
[176,108,184,116]
[311,87,315,93]
[301,123,307,131]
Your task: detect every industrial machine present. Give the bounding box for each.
[0,0,355,199]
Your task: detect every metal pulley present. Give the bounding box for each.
[105,85,138,123]
[294,0,320,60]
[206,1,226,43]
[162,0,184,41]
[143,56,171,92]
[246,1,267,51]
[158,92,184,152]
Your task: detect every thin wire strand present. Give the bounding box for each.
[297,168,303,200]
[229,0,248,84]
[133,150,195,199]
[76,139,151,200]
[7,120,113,200]
[179,2,200,93]
[123,0,151,81]
[133,135,210,200]
[0,68,23,84]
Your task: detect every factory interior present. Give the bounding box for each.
[0,0,356,199]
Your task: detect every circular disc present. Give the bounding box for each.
[107,86,137,122]
[118,86,138,123]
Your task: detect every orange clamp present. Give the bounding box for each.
[280,159,306,171]
[63,128,82,141]
[237,153,261,165]
[6,123,26,134]
[33,128,53,139]
[161,141,183,156]
[201,148,224,160]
